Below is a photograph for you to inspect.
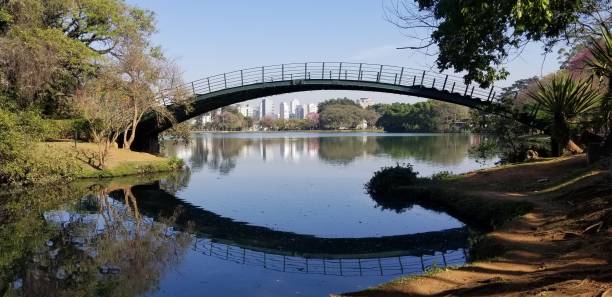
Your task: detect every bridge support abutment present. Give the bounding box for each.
[130,132,161,155]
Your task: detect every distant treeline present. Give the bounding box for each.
[369,101,471,133]
[197,98,471,132]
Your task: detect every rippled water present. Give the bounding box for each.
[0,132,496,297]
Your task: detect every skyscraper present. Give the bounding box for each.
[261,98,275,118]
[279,102,290,119]
[307,103,318,115]
[295,105,305,119]
[290,99,300,116]
[236,104,252,117]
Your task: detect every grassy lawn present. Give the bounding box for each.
[36,141,182,178]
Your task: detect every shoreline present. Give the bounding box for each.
[339,155,612,296]
[187,129,474,134]
[0,141,183,188]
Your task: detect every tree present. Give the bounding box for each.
[1,0,155,54]
[373,101,468,132]
[319,104,377,130]
[584,26,612,151]
[0,27,96,114]
[72,70,130,167]
[388,0,610,86]
[0,0,157,115]
[114,39,186,150]
[259,116,275,130]
[527,73,602,156]
[318,97,360,113]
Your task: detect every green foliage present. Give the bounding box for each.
[251,117,318,131]
[317,97,360,113]
[205,107,251,131]
[80,158,182,178]
[373,101,470,132]
[469,77,551,163]
[0,0,157,116]
[0,27,97,115]
[365,163,419,198]
[527,73,602,155]
[44,119,82,140]
[396,0,597,86]
[469,136,551,164]
[584,25,612,149]
[0,108,82,185]
[318,100,379,129]
[431,171,454,181]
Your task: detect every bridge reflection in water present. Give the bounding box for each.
[114,182,471,277]
[193,237,467,277]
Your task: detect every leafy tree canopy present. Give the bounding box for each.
[0,0,156,115]
[389,0,610,86]
[1,0,155,53]
[318,97,360,113]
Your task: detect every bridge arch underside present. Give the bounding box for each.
[131,79,526,152]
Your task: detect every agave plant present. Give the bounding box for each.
[585,26,612,150]
[527,74,602,156]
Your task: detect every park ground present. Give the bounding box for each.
[38,141,181,179]
[339,155,612,297]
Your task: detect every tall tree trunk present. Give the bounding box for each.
[123,106,140,150]
[551,113,569,157]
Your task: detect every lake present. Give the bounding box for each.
[0,132,497,297]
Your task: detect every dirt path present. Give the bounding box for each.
[340,155,612,297]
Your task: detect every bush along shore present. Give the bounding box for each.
[1,139,183,188]
[0,110,183,188]
[365,164,533,231]
[345,155,612,297]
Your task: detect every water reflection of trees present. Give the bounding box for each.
[163,134,483,174]
[190,136,253,174]
[0,182,191,297]
[374,134,475,165]
[318,136,379,165]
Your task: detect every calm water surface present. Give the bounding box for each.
[0,132,496,297]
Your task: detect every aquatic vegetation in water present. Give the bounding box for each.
[365,163,419,198]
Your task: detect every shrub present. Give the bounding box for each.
[0,108,82,186]
[431,171,454,180]
[44,119,76,140]
[365,163,419,197]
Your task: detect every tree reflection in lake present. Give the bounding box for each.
[165,132,494,175]
[0,180,192,297]
[0,172,473,297]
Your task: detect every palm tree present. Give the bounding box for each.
[527,74,602,156]
[585,26,612,151]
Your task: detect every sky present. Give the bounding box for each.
[127,0,563,107]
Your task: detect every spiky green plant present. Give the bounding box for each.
[585,26,612,150]
[527,74,602,156]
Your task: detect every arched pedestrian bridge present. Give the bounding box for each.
[132,62,545,152]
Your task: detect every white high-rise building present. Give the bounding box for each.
[295,105,305,119]
[261,98,275,118]
[201,113,212,124]
[307,103,318,115]
[279,102,290,119]
[290,99,300,115]
[236,104,252,117]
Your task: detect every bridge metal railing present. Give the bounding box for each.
[192,237,468,277]
[175,62,505,104]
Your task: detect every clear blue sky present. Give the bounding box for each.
[128,0,562,105]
